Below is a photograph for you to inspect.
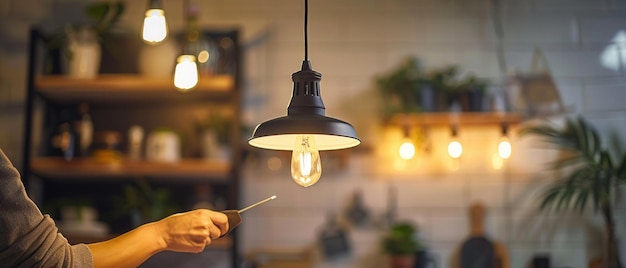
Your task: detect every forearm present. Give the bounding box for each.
[87,222,165,268]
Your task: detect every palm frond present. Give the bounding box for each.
[540,185,564,210]
[548,155,584,170]
[573,191,589,212]
[618,153,626,182]
[555,186,576,210]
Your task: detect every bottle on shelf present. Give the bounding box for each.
[127,125,144,161]
[75,102,93,157]
[51,109,79,161]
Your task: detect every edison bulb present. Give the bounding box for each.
[448,140,463,159]
[498,137,512,159]
[291,135,322,187]
[142,9,168,44]
[174,55,198,91]
[398,140,416,160]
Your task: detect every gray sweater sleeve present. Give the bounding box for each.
[0,148,93,267]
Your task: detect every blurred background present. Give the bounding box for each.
[1,0,626,268]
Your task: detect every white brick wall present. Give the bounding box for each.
[1,0,626,267]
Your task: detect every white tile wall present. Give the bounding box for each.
[502,16,576,45]
[529,0,610,11]
[2,0,626,267]
[583,84,626,112]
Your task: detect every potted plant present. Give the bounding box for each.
[382,221,424,268]
[376,57,424,116]
[47,1,125,78]
[114,180,178,227]
[423,65,459,112]
[455,74,489,112]
[196,113,232,161]
[521,117,626,268]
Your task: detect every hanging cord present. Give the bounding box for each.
[304,0,308,61]
[184,0,189,24]
[491,0,507,76]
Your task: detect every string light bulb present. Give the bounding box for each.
[399,141,416,160]
[498,124,512,159]
[398,126,415,160]
[173,55,198,91]
[141,0,168,44]
[447,125,463,159]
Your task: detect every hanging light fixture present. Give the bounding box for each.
[497,123,512,159]
[447,124,463,159]
[173,1,200,92]
[141,0,168,44]
[248,0,360,187]
[398,125,415,160]
[174,55,199,91]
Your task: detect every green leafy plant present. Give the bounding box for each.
[376,57,424,115]
[45,1,125,62]
[521,117,626,268]
[381,221,423,256]
[196,113,232,145]
[83,1,125,37]
[47,1,125,44]
[113,180,178,227]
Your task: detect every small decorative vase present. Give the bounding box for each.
[201,130,231,161]
[66,27,101,79]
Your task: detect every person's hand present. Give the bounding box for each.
[153,209,229,253]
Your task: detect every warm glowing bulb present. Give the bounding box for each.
[198,50,210,63]
[498,137,512,159]
[398,140,415,160]
[142,9,168,44]
[291,135,322,187]
[448,140,463,159]
[174,55,198,91]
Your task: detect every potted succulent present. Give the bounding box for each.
[521,117,626,268]
[382,221,424,268]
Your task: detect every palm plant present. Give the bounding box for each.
[521,117,626,268]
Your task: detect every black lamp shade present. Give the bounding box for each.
[249,114,360,150]
[249,61,360,151]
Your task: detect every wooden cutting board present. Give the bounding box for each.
[452,202,509,268]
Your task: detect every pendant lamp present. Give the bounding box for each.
[141,0,168,44]
[248,0,360,187]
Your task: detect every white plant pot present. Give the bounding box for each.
[66,28,101,79]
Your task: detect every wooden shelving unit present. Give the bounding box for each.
[386,112,523,126]
[23,28,243,268]
[31,157,231,181]
[35,74,235,103]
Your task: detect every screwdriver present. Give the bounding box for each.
[219,195,277,237]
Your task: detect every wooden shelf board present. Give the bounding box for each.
[35,74,235,103]
[387,112,523,126]
[31,157,231,181]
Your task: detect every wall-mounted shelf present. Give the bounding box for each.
[35,74,234,103]
[386,112,523,126]
[31,157,231,182]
